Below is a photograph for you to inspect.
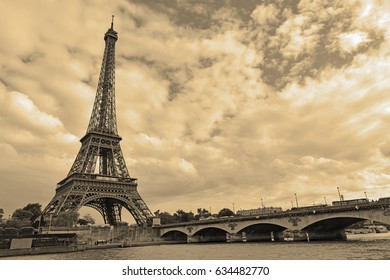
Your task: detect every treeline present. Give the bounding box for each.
[1,203,42,228]
[154,207,235,224]
[0,203,95,229]
[1,204,236,228]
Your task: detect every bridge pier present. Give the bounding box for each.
[283,230,307,241]
[243,231,285,242]
[226,231,287,242]
[186,235,200,243]
[226,232,247,242]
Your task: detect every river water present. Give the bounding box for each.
[3,233,390,260]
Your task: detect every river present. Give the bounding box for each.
[3,232,390,260]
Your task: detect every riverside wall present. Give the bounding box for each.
[46,226,161,245]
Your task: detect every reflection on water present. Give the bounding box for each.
[3,232,390,260]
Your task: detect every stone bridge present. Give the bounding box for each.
[156,201,390,242]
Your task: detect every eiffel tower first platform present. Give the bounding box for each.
[41,17,153,226]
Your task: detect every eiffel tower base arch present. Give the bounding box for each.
[42,173,153,226]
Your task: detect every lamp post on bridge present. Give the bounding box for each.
[294,193,299,208]
[337,187,342,202]
[364,191,368,200]
[324,196,327,205]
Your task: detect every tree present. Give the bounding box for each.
[82,214,95,225]
[217,208,235,217]
[5,218,26,228]
[12,209,32,220]
[158,211,178,224]
[0,208,4,220]
[22,203,42,223]
[52,211,80,227]
[174,209,195,223]
[9,203,42,228]
[6,212,31,228]
[12,209,33,222]
[155,209,197,224]
[195,208,211,220]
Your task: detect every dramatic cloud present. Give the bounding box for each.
[1,0,390,223]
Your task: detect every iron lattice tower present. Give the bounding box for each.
[42,18,153,226]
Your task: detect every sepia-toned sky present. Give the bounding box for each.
[1,0,390,222]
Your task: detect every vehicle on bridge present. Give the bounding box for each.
[332,198,369,206]
[288,204,329,214]
[290,204,328,211]
[378,197,390,202]
[236,207,283,216]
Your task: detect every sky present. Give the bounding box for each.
[1,0,390,223]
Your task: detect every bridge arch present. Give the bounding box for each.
[235,222,288,242]
[192,225,229,236]
[237,223,288,234]
[302,217,366,231]
[192,227,228,243]
[160,230,188,242]
[235,221,289,233]
[302,209,390,232]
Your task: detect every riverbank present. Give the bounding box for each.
[0,240,185,258]
[85,240,185,250]
[0,245,85,258]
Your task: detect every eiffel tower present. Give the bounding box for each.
[41,17,153,226]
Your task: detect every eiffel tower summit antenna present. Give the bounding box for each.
[41,18,153,226]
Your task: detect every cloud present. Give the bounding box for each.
[338,31,370,53]
[251,4,279,26]
[248,0,385,89]
[2,91,62,131]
